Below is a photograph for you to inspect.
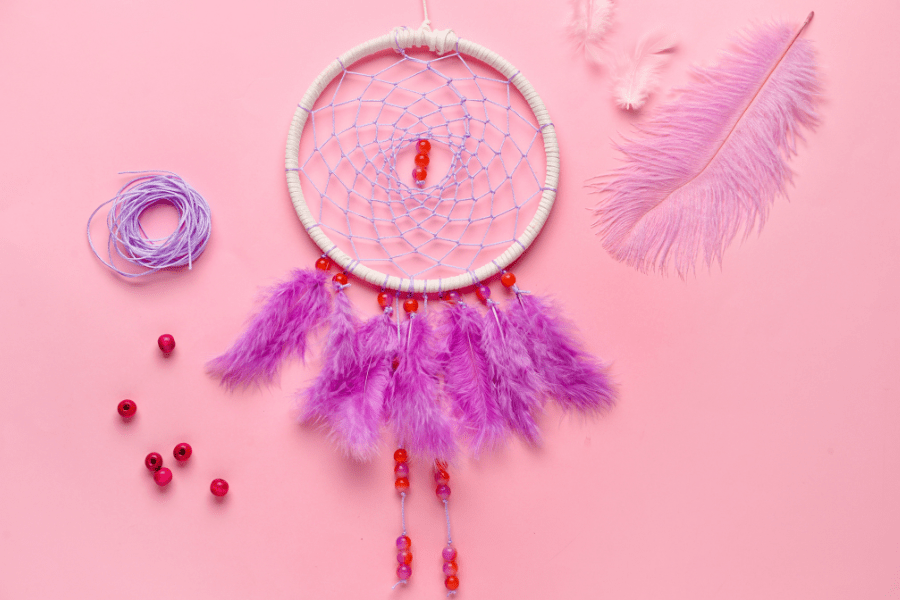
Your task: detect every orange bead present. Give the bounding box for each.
[500,272,516,287]
[332,273,348,285]
[395,477,410,493]
[394,448,408,463]
[403,298,419,313]
[414,153,430,168]
[377,292,394,308]
[315,257,331,271]
[445,576,459,591]
[416,139,431,154]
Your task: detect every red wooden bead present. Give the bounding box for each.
[173,443,192,462]
[395,477,410,493]
[434,468,450,485]
[445,575,460,591]
[403,298,419,313]
[500,272,516,287]
[416,139,431,154]
[154,467,173,486]
[394,448,409,463]
[117,399,137,418]
[332,272,349,285]
[315,257,331,271]
[210,478,229,497]
[414,153,430,168]
[377,292,394,308]
[144,452,163,472]
[412,166,427,182]
[157,334,176,354]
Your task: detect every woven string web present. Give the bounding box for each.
[295,45,547,286]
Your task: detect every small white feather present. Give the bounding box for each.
[566,0,614,64]
[612,32,677,110]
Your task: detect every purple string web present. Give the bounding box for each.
[295,45,547,285]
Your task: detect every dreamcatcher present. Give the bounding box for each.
[209,6,614,593]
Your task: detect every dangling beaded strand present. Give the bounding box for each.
[413,138,432,188]
[394,448,412,587]
[434,460,460,595]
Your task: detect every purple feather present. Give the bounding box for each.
[508,294,616,412]
[323,311,397,460]
[439,301,506,453]
[592,15,821,275]
[300,286,360,426]
[384,314,455,462]
[481,302,543,442]
[207,269,331,389]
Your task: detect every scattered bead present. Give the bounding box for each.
[144,452,163,472]
[397,564,412,580]
[435,484,451,500]
[332,272,349,285]
[154,467,173,486]
[315,257,331,271]
[117,399,137,418]
[173,443,192,462]
[395,477,410,493]
[394,462,410,478]
[442,545,458,562]
[434,468,450,485]
[397,550,413,565]
[475,284,491,302]
[412,166,427,182]
[414,153,430,168]
[443,560,459,576]
[396,535,411,551]
[403,298,419,313]
[377,292,394,308]
[210,478,229,497]
[394,449,408,463]
[445,575,459,591]
[500,272,517,287]
[157,334,175,354]
[416,139,431,154]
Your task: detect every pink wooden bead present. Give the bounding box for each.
[396,535,411,551]
[157,334,175,354]
[442,545,457,561]
[154,467,173,486]
[210,478,229,497]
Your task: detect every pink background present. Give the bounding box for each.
[1,0,898,598]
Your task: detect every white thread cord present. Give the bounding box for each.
[421,0,431,29]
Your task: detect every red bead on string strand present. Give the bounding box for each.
[435,461,459,592]
[395,449,412,584]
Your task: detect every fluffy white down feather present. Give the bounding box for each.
[612,33,677,110]
[566,0,614,64]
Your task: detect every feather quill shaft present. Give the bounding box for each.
[207,269,331,389]
[593,15,821,275]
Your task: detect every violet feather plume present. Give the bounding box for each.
[332,311,398,460]
[384,314,455,462]
[593,14,821,276]
[439,301,506,454]
[481,302,543,442]
[508,294,615,412]
[207,269,331,389]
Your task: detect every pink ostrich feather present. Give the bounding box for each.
[481,303,543,442]
[593,14,821,276]
[439,301,506,454]
[384,314,455,461]
[508,295,616,412]
[207,269,331,389]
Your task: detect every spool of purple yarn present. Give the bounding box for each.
[87,171,211,278]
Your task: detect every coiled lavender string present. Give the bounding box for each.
[87,171,211,277]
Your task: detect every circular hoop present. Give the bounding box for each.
[285,26,559,294]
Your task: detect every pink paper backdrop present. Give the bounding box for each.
[1,0,898,598]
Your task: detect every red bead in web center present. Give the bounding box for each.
[412,166,427,182]
[414,153,430,168]
[416,139,431,154]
